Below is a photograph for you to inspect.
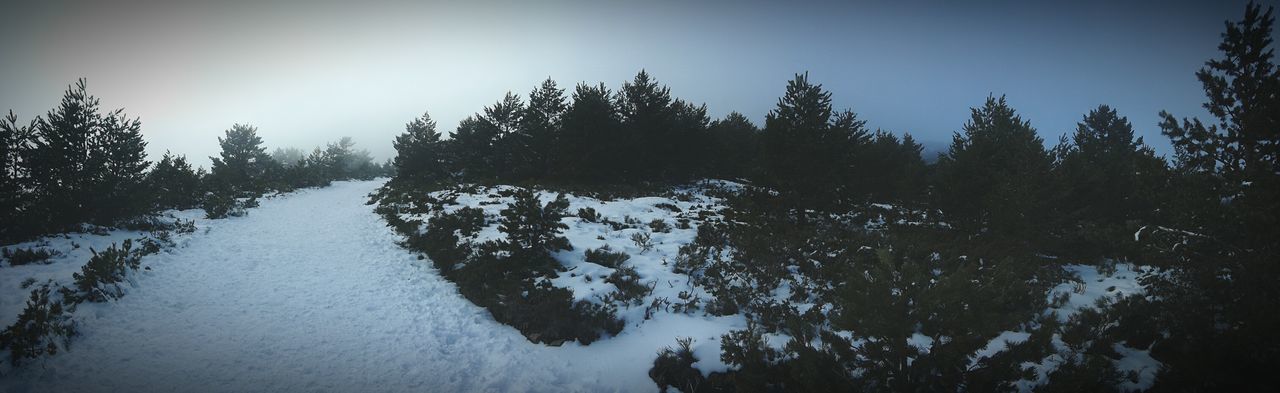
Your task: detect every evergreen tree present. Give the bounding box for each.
[91,107,150,224]
[26,79,105,232]
[762,73,870,207]
[617,70,676,180]
[557,83,620,183]
[270,147,306,168]
[499,188,572,261]
[518,78,567,180]
[858,130,927,203]
[451,115,500,180]
[668,99,711,180]
[0,111,36,241]
[706,111,761,181]
[934,95,1052,240]
[1123,4,1280,390]
[392,111,447,186]
[483,92,525,180]
[147,152,204,210]
[26,79,152,229]
[1052,105,1167,256]
[208,123,271,197]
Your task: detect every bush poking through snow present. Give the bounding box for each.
[70,240,142,303]
[202,192,246,219]
[604,265,651,306]
[1,247,58,266]
[382,193,623,346]
[631,231,654,253]
[649,337,705,393]
[576,207,602,222]
[583,245,630,268]
[499,189,572,257]
[0,282,77,367]
[649,219,672,233]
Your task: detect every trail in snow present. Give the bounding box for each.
[1,180,714,393]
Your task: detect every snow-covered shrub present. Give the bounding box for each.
[0,281,77,367]
[174,218,197,234]
[649,337,704,393]
[576,207,601,222]
[498,189,572,256]
[648,219,672,233]
[654,202,682,213]
[631,231,654,253]
[583,245,630,268]
[604,265,650,306]
[391,198,622,346]
[1,246,58,266]
[70,240,141,302]
[202,192,244,219]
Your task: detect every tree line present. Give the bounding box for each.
[386,3,1279,390]
[0,82,391,242]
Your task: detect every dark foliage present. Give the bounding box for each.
[583,245,630,268]
[70,240,142,303]
[1,247,58,266]
[0,282,77,367]
[650,337,706,393]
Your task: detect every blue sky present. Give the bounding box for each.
[2,0,1275,166]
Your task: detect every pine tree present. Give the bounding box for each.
[147,152,204,210]
[483,92,525,180]
[706,111,761,181]
[668,99,711,180]
[0,111,36,241]
[1125,4,1280,390]
[451,115,499,180]
[518,78,567,180]
[91,106,150,224]
[557,83,619,183]
[24,79,152,229]
[392,111,447,186]
[208,124,271,197]
[1054,106,1166,230]
[762,73,869,207]
[617,70,676,180]
[934,95,1052,240]
[26,79,104,232]
[858,130,926,203]
[499,188,572,262]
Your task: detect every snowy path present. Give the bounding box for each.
[2,180,709,393]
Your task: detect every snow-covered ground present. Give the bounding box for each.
[0,180,732,392]
[0,179,1159,392]
[1,210,208,330]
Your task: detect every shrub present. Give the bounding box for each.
[576,207,602,222]
[584,245,630,268]
[631,231,654,253]
[0,282,77,367]
[202,192,245,219]
[649,219,672,233]
[499,189,572,256]
[174,218,197,234]
[2,247,58,266]
[650,337,705,393]
[70,240,141,302]
[654,202,683,213]
[605,265,651,306]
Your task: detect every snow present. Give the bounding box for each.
[0,179,1164,391]
[0,180,740,392]
[1046,263,1147,323]
[1,210,208,330]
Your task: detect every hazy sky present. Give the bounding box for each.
[3,0,1276,167]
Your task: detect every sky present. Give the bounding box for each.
[2,0,1277,167]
